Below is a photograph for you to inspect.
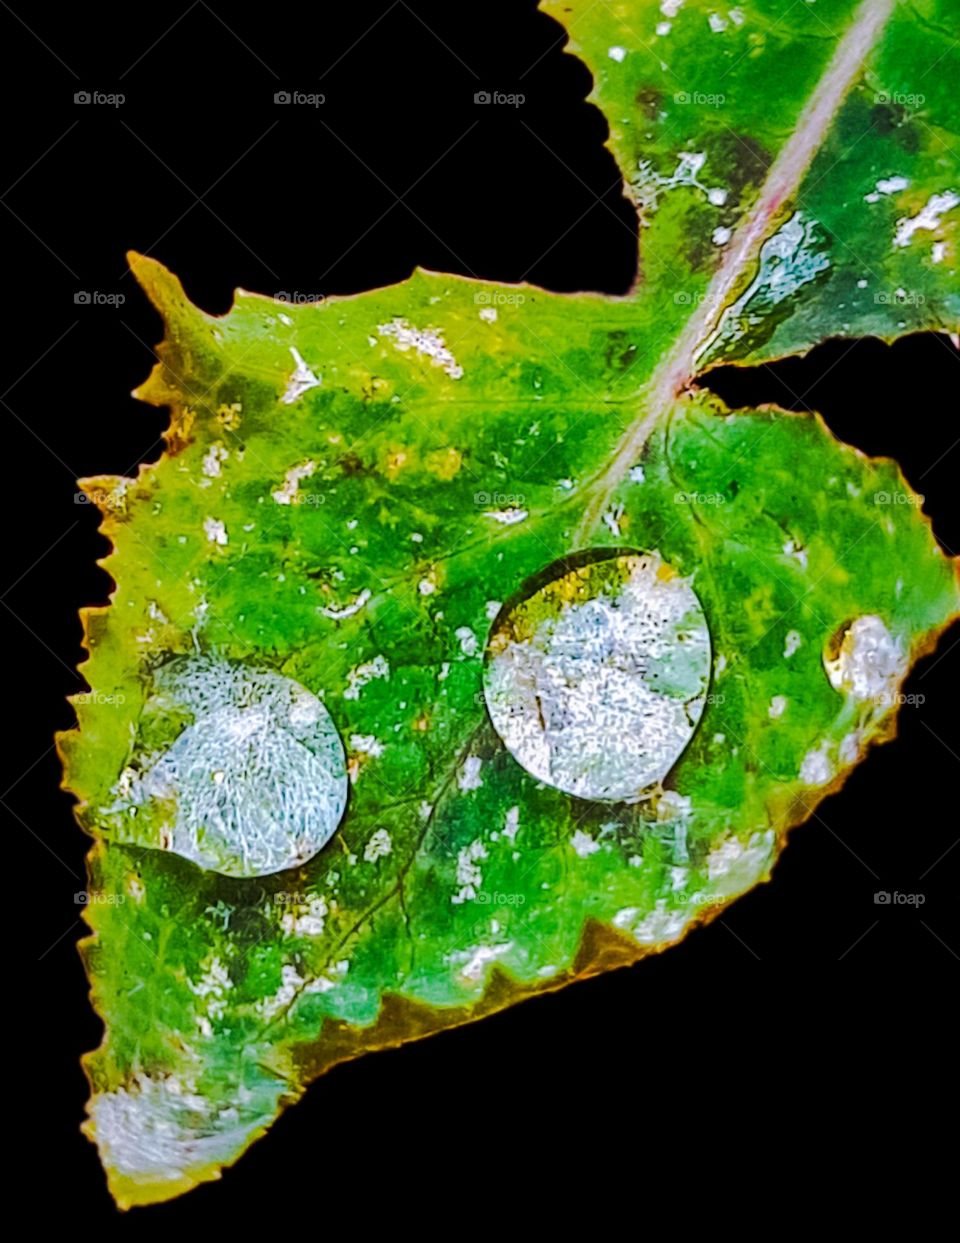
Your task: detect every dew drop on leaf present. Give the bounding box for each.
[482,551,712,802]
[109,657,348,877]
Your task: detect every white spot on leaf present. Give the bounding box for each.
[893,191,959,249]
[571,829,600,858]
[451,838,487,903]
[458,755,483,792]
[320,588,371,620]
[344,654,389,700]
[864,175,908,202]
[484,507,528,525]
[272,460,316,505]
[377,318,463,379]
[363,828,392,862]
[824,615,905,702]
[281,347,321,404]
[203,517,228,546]
[455,626,478,657]
[799,742,833,785]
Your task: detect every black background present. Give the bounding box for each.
[2,0,957,1223]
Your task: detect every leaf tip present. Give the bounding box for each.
[126,251,188,315]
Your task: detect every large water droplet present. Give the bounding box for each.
[114,657,347,877]
[483,551,711,802]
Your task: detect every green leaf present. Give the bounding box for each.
[61,0,959,1208]
[547,0,960,360]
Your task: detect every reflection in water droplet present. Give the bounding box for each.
[483,552,711,802]
[114,657,347,877]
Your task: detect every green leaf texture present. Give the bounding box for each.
[59,0,960,1208]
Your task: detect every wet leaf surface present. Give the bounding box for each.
[60,0,959,1207]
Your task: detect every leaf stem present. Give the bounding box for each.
[575,0,895,545]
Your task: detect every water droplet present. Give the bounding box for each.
[111,657,347,877]
[483,551,711,802]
